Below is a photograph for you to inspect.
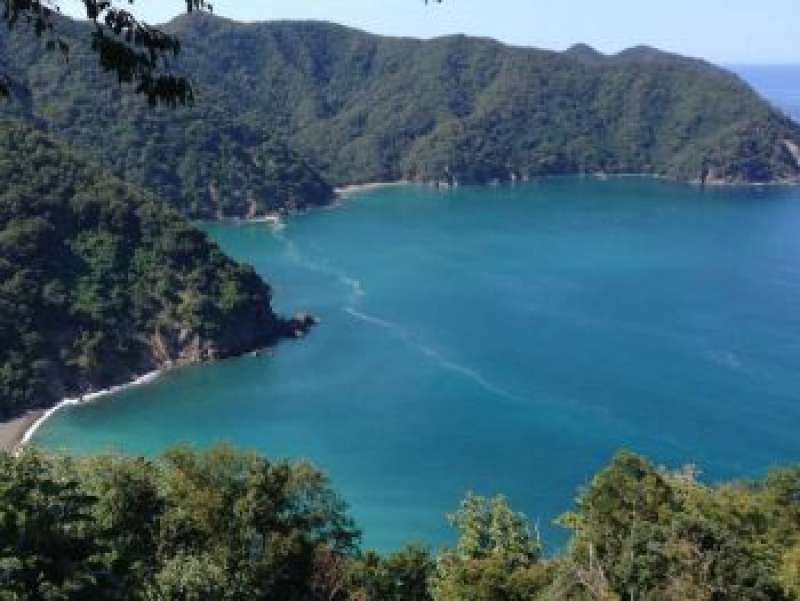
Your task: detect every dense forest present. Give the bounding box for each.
[0,15,335,220]
[0,120,303,419]
[2,13,799,221]
[1,445,799,600]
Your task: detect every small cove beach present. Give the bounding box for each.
[0,412,43,452]
[1,371,162,453]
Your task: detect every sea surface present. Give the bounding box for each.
[35,177,800,551]
[731,64,800,121]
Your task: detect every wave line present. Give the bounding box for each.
[274,231,366,303]
[344,307,526,403]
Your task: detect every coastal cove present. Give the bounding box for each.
[5,0,800,591]
[31,178,800,551]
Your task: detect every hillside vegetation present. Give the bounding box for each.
[0,120,291,418]
[2,446,800,600]
[0,17,335,220]
[166,17,800,187]
[2,14,799,221]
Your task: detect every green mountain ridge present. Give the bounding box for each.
[1,13,799,222]
[153,14,800,186]
[0,119,306,419]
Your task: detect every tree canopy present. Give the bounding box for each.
[1,0,212,103]
[0,445,359,599]
[2,447,800,599]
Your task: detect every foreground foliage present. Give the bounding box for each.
[0,0,211,104]
[0,120,283,418]
[1,447,799,600]
[0,445,358,599]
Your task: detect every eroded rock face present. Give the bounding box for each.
[283,313,320,339]
[784,139,800,170]
[151,331,219,366]
[148,307,317,374]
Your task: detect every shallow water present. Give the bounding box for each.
[35,178,800,551]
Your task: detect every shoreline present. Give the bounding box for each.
[4,174,794,452]
[198,173,800,231]
[335,181,411,197]
[0,412,45,453]
[0,370,162,454]
[333,175,800,196]
[198,213,285,227]
[225,213,283,225]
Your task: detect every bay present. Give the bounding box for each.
[34,177,800,551]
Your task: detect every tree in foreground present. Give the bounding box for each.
[0,445,359,600]
[552,451,800,600]
[347,545,435,601]
[1,1,443,103]
[430,492,552,601]
[1,0,211,104]
[3,448,800,599]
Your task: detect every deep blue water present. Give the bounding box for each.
[732,64,800,121]
[35,178,800,552]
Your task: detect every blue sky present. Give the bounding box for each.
[64,0,798,64]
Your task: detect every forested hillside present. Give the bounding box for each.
[2,446,800,600]
[163,16,800,187]
[0,16,335,220]
[1,14,799,222]
[0,120,296,418]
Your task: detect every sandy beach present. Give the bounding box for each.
[0,370,162,454]
[335,181,410,197]
[0,411,44,452]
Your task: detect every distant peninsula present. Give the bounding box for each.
[1,14,799,221]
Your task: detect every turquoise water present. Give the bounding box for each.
[35,178,800,551]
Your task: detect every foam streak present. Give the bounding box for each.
[344,307,526,403]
